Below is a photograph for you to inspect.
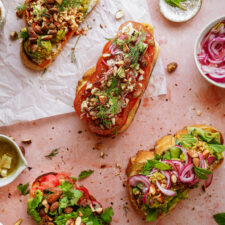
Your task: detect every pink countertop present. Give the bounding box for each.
[0,0,225,224]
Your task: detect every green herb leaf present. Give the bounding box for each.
[146,208,158,222]
[194,166,212,180]
[18,28,29,39]
[27,190,43,223]
[187,127,221,144]
[45,148,59,160]
[16,3,27,12]
[71,176,77,182]
[58,181,83,206]
[17,183,29,195]
[141,159,171,175]
[165,0,186,10]
[213,213,225,225]
[101,207,114,223]
[78,170,94,181]
[209,144,225,153]
[178,134,197,148]
[55,212,78,225]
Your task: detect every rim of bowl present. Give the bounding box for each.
[0,134,28,187]
[158,0,202,23]
[194,16,225,89]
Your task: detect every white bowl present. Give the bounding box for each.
[194,16,225,89]
[159,0,202,23]
[0,135,28,187]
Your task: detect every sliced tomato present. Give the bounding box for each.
[74,21,156,136]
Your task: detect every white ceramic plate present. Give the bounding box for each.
[194,16,225,89]
[159,0,202,23]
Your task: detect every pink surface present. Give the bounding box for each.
[0,0,225,224]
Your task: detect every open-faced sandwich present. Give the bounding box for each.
[74,21,159,136]
[19,0,98,71]
[28,172,114,224]
[126,125,225,222]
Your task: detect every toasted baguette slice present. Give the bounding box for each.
[21,0,98,71]
[28,172,113,224]
[126,125,224,221]
[75,22,160,136]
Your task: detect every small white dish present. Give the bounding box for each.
[194,16,225,89]
[0,135,28,187]
[159,0,202,23]
[0,0,6,30]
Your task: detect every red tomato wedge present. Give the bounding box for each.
[74,21,159,136]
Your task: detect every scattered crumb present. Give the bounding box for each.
[115,163,121,169]
[78,130,82,134]
[167,62,178,73]
[100,152,104,158]
[115,10,124,20]
[14,219,23,225]
[19,146,25,156]
[21,139,32,144]
[10,31,18,41]
[196,110,202,116]
[90,180,94,183]
[28,167,32,171]
[95,142,103,150]
[100,24,103,29]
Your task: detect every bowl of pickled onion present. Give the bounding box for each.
[194,16,225,88]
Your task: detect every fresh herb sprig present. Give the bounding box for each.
[45,148,59,160]
[78,170,94,180]
[165,0,187,10]
[17,183,30,195]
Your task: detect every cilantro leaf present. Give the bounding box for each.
[55,212,78,225]
[58,181,83,206]
[78,170,94,181]
[213,213,225,225]
[194,166,211,180]
[209,144,225,153]
[101,207,114,223]
[141,159,171,175]
[71,176,77,182]
[17,183,29,195]
[16,3,27,12]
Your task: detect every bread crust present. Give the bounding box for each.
[126,125,224,221]
[20,0,99,71]
[75,23,160,136]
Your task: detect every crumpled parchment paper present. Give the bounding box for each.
[0,0,167,126]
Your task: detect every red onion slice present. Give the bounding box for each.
[199,153,207,169]
[161,171,171,189]
[156,180,176,196]
[205,174,213,188]
[128,175,150,193]
[180,164,195,183]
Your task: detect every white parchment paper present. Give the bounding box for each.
[0,0,167,126]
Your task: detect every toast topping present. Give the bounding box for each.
[79,22,155,131]
[127,126,225,222]
[19,0,92,64]
[28,173,114,225]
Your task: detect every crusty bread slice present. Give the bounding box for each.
[126,125,224,221]
[21,0,99,71]
[76,23,160,136]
